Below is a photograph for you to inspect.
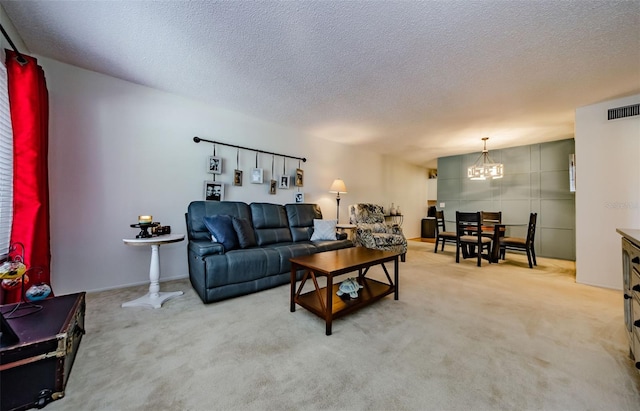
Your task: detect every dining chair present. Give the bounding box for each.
[434,210,456,253]
[455,211,493,267]
[499,213,537,268]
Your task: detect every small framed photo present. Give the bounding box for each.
[208,156,222,174]
[295,169,304,187]
[269,179,277,195]
[279,175,290,189]
[233,169,243,186]
[569,154,576,193]
[204,181,224,201]
[250,168,263,184]
[294,192,304,203]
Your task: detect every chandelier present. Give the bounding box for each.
[467,137,504,180]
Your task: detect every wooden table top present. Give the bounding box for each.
[122,234,185,246]
[290,247,400,276]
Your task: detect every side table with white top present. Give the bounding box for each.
[336,223,357,242]
[122,234,185,309]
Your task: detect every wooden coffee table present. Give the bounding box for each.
[290,247,400,335]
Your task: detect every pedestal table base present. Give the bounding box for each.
[122,234,185,309]
[121,290,184,309]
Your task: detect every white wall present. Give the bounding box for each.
[575,94,640,289]
[426,178,437,201]
[38,57,428,294]
[0,8,27,61]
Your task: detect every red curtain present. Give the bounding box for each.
[2,50,51,304]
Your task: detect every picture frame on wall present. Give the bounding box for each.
[569,154,576,193]
[234,169,243,186]
[295,168,304,187]
[204,181,224,201]
[250,168,263,184]
[279,175,289,189]
[269,180,277,195]
[295,192,304,203]
[208,156,222,174]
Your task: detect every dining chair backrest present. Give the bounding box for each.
[456,211,482,236]
[435,210,446,232]
[434,209,457,253]
[481,211,502,225]
[525,212,537,244]
[499,212,538,268]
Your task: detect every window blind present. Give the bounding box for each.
[0,62,13,259]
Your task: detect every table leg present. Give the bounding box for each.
[394,256,399,300]
[489,227,504,263]
[122,244,183,309]
[326,275,333,336]
[290,264,296,312]
[149,244,161,297]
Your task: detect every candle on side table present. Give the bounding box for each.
[138,215,153,224]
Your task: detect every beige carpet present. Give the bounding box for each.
[47,241,640,411]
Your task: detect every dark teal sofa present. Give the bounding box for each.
[185,201,353,304]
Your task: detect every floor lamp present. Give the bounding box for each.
[329,179,347,223]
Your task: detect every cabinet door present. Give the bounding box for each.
[634,325,640,370]
[623,239,631,290]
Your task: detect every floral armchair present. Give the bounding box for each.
[349,203,407,262]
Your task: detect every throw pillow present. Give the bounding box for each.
[202,215,239,252]
[310,219,337,241]
[232,217,257,249]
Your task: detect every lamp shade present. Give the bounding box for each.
[329,179,347,193]
[467,137,504,180]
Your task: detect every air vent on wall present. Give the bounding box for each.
[608,103,639,120]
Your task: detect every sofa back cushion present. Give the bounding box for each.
[349,203,385,224]
[186,201,252,241]
[250,203,292,246]
[285,203,323,242]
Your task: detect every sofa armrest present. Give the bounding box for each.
[387,225,404,236]
[355,226,376,248]
[188,240,225,257]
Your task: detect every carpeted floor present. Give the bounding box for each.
[46,241,640,411]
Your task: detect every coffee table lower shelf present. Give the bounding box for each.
[296,277,394,320]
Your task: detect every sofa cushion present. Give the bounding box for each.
[203,215,239,251]
[264,242,317,273]
[232,217,257,249]
[285,203,322,242]
[250,203,293,246]
[187,201,252,241]
[312,239,354,252]
[204,248,281,287]
[372,232,407,247]
[310,219,337,241]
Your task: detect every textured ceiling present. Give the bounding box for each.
[1,1,639,168]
